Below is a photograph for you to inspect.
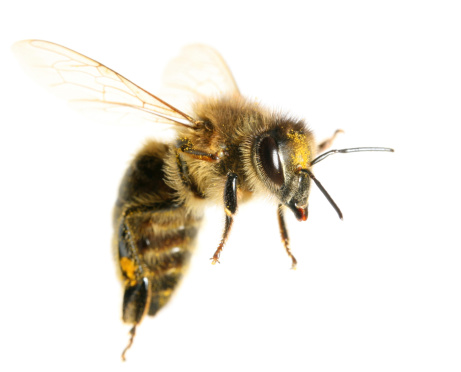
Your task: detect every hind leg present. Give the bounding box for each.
[118,207,153,361]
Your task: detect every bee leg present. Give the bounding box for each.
[120,277,151,361]
[211,172,238,265]
[317,129,344,153]
[277,205,297,270]
[178,141,224,163]
[118,209,152,361]
[121,326,137,362]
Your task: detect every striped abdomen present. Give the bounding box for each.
[113,141,202,327]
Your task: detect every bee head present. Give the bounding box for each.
[252,122,315,221]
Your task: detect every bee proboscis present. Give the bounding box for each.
[13,40,393,360]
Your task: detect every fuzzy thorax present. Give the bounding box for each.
[164,96,316,213]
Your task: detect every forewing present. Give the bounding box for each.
[160,44,240,111]
[12,40,196,129]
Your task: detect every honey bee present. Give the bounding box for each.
[13,40,393,360]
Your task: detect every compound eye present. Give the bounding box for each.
[258,136,284,186]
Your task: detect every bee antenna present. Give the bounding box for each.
[300,169,343,220]
[310,147,394,166]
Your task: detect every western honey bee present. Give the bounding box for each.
[13,40,393,360]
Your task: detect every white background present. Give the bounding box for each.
[1,1,460,371]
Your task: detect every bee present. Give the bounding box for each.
[13,40,393,360]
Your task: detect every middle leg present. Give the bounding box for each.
[211,172,238,264]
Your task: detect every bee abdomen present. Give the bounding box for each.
[114,141,204,325]
[140,215,200,315]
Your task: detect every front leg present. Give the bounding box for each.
[178,138,224,162]
[317,129,343,154]
[211,172,238,265]
[277,204,297,270]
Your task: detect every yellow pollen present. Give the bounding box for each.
[120,257,137,281]
[287,130,311,168]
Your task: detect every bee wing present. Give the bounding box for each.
[160,44,240,111]
[12,39,196,130]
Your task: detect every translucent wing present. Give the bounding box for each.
[160,44,240,112]
[12,39,196,129]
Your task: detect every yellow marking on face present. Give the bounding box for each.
[120,257,137,281]
[287,130,311,168]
